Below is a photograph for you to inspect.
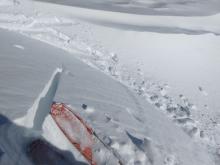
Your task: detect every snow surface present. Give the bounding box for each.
[35,0,220,16]
[0,0,220,164]
[0,28,214,165]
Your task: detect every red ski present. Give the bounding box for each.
[50,102,123,165]
[51,102,96,165]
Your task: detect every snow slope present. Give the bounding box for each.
[0,28,214,165]
[1,0,220,164]
[32,1,220,35]
[35,0,220,16]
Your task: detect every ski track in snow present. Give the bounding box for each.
[0,0,220,164]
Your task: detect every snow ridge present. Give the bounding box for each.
[16,67,63,131]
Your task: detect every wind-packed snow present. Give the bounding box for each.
[0,0,220,164]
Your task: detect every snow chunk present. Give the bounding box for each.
[13,44,24,50]
[24,68,63,131]
[85,107,95,114]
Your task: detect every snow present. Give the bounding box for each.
[0,28,213,164]
[32,1,220,35]
[0,0,13,6]
[0,31,88,164]
[23,67,62,130]
[0,0,220,164]
[14,44,25,50]
[35,0,220,16]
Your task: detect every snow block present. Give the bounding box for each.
[24,68,63,130]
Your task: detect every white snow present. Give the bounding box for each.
[0,0,220,164]
[24,67,62,130]
[13,44,25,50]
[34,0,220,16]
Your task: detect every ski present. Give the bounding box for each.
[50,102,123,165]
